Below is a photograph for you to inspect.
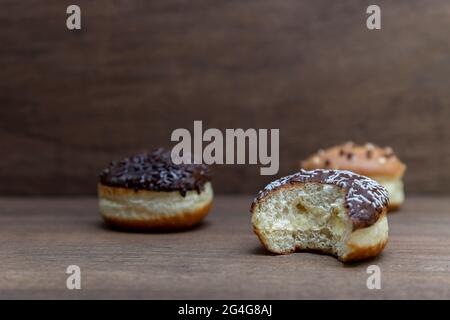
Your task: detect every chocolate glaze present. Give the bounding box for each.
[251,169,389,230]
[99,148,211,197]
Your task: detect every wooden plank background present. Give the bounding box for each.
[1,0,450,195]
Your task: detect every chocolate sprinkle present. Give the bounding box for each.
[251,169,389,230]
[99,148,211,197]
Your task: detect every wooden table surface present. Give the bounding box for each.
[1,195,450,299]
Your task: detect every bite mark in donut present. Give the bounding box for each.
[251,169,389,261]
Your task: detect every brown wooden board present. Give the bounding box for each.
[1,195,450,299]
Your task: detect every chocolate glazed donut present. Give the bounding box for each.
[251,169,389,262]
[98,148,213,230]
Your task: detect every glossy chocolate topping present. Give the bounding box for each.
[99,148,211,196]
[251,169,389,230]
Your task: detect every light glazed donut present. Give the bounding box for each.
[251,169,389,262]
[98,148,213,230]
[300,142,406,209]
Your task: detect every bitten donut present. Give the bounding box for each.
[301,142,406,209]
[251,169,389,262]
[98,148,213,230]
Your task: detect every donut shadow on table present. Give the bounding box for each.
[249,245,384,265]
[97,219,212,234]
[249,245,279,256]
[341,253,385,267]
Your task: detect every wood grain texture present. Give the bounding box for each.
[1,1,450,195]
[1,195,450,299]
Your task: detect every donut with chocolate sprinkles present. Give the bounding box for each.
[98,148,213,231]
[100,148,211,196]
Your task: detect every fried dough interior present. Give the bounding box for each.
[252,183,352,256]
